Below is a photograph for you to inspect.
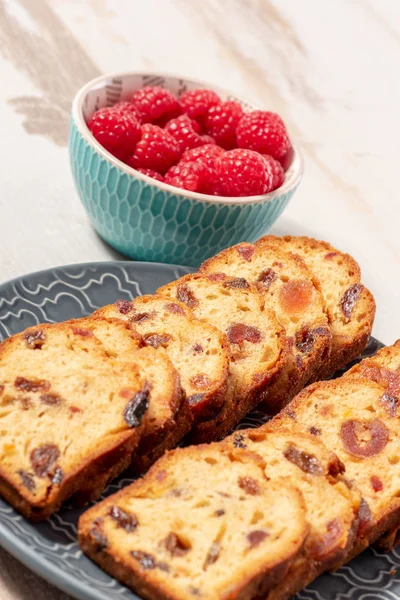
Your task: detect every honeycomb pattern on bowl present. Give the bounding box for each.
[69,119,298,267]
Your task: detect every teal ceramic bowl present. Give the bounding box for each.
[69,72,303,267]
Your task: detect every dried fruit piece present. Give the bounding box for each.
[18,470,35,492]
[283,444,323,475]
[124,384,150,428]
[238,476,260,495]
[381,393,399,417]
[257,268,277,290]
[237,245,255,262]
[165,303,184,315]
[109,506,138,532]
[223,277,249,289]
[23,330,46,349]
[30,444,60,478]
[226,323,262,344]
[341,283,363,318]
[131,550,156,570]
[247,530,269,548]
[295,328,315,354]
[358,498,373,537]
[143,333,172,349]
[115,300,133,315]
[89,518,108,551]
[309,426,322,436]
[190,374,211,389]
[176,284,199,307]
[187,393,206,408]
[40,393,61,406]
[233,433,247,448]
[340,419,389,458]
[310,518,343,561]
[52,467,64,485]
[279,280,314,315]
[15,377,50,393]
[163,532,190,557]
[370,475,383,492]
[72,327,92,337]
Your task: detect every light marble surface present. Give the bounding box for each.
[0,0,400,597]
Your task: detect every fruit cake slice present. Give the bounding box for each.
[270,374,400,562]
[344,340,400,550]
[71,317,191,476]
[79,443,308,600]
[0,319,181,521]
[201,241,331,413]
[259,235,376,378]
[158,273,286,434]
[93,296,230,432]
[226,428,360,600]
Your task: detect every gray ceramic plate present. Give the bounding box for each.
[0,262,396,600]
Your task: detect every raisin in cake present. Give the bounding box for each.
[271,373,400,561]
[201,241,331,413]
[226,428,360,600]
[79,443,308,600]
[260,235,376,378]
[0,319,181,520]
[158,273,286,435]
[93,297,230,438]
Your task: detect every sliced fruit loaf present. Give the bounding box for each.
[93,296,231,439]
[157,273,286,435]
[270,373,400,562]
[259,235,376,378]
[201,241,331,413]
[344,340,400,550]
[79,443,309,600]
[78,317,191,476]
[0,318,181,520]
[226,427,360,600]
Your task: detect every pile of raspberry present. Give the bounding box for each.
[87,86,293,197]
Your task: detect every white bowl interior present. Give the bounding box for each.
[81,74,254,122]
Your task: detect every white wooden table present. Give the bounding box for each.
[0,0,399,597]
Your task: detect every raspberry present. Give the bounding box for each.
[214,149,273,197]
[236,111,291,159]
[128,124,180,174]
[165,161,215,194]
[136,168,164,183]
[180,89,221,129]
[131,86,181,124]
[87,107,141,160]
[165,115,215,153]
[111,101,144,122]
[278,146,294,172]
[181,144,224,169]
[205,101,244,149]
[263,155,285,190]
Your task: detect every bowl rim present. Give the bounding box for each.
[71,70,303,206]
